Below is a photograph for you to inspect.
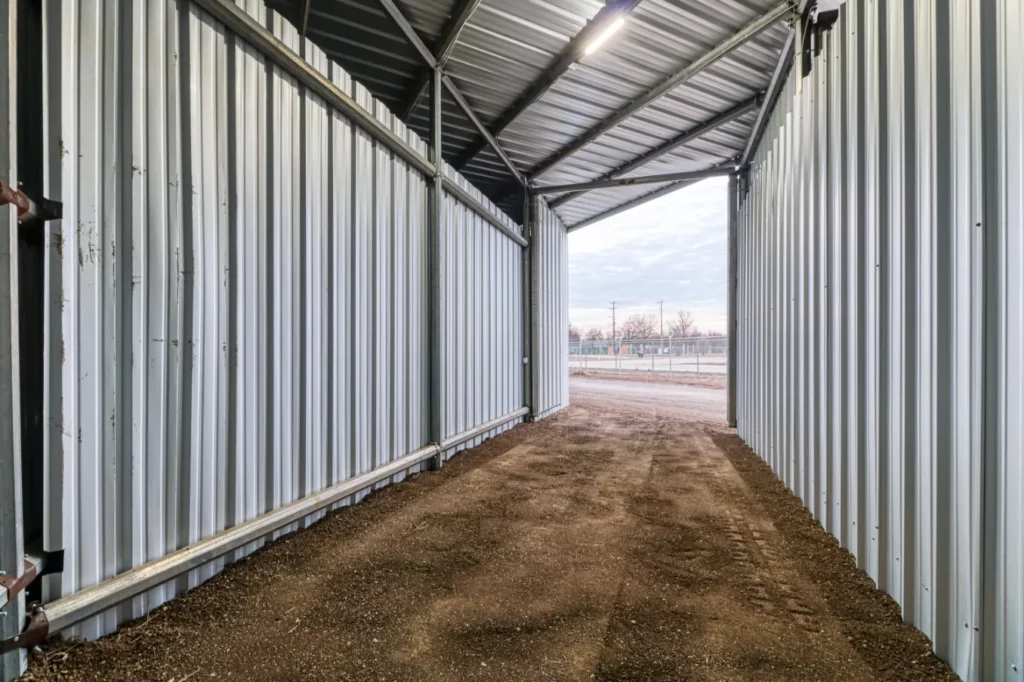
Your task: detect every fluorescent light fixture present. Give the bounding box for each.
[583,16,625,56]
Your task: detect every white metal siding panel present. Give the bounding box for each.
[736,1,1022,679]
[439,169,525,458]
[988,2,1024,680]
[0,0,25,677]
[39,0,526,641]
[532,200,568,420]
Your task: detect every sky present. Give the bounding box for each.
[567,176,727,337]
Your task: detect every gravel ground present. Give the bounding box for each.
[23,378,958,682]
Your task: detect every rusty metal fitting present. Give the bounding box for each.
[0,179,61,224]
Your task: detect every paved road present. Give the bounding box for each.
[570,375,726,422]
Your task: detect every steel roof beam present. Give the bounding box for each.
[565,180,702,233]
[533,164,732,196]
[399,0,483,121]
[741,1,815,167]
[549,95,760,208]
[443,75,526,186]
[740,27,794,167]
[376,0,437,68]
[375,0,525,186]
[530,0,793,181]
[452,0,646,171]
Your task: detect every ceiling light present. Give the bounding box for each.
[584,17,625,56]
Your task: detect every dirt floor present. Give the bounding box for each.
[24,378,958,682]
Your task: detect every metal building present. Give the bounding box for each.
[1,0,1021,681]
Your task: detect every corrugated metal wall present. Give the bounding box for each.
[533,199,569,420]
[0,0,25,678]
[440,168,524,457]
[37,0,537,641]
[736,1,1022,680]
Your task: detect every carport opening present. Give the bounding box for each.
[566,178,731,399]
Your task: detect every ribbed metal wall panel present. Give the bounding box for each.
[0,0,25,678]
[987,2,1024,679]
[533,200,569,419]
[736,2,1022,680]
[440,163,524,458]
[36,0,530,643]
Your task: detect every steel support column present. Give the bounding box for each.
[522,193,535,419]
[0,0,25,675]
[427,66,444,469]
[727,174,739,427]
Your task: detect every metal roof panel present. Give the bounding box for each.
[268,0,792,226]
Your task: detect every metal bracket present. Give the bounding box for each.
[0,179,63,225]
[0,550,65,610]
[0,604,49,655]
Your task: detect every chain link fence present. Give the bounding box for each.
[569,336,727,377]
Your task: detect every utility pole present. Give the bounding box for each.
[658,300,664,350]
[611,301,617,356]
[606,301,614,346]
[606,301,614,368]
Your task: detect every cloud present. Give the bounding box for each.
[568,177,727,334]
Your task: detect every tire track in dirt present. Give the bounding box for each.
[591,413,877,682]
[710,427,960,682]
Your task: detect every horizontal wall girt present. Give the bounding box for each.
[32,0,572,664]
[191,0,523,245]
[442,177,527,246]
[194,0,434,175]
[42,409,528,635]
[530,0,793,181]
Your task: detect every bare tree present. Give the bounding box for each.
[584,327,605,341]
[668,310,698,338]
[568,323,582,342]
[620,313,658,340]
